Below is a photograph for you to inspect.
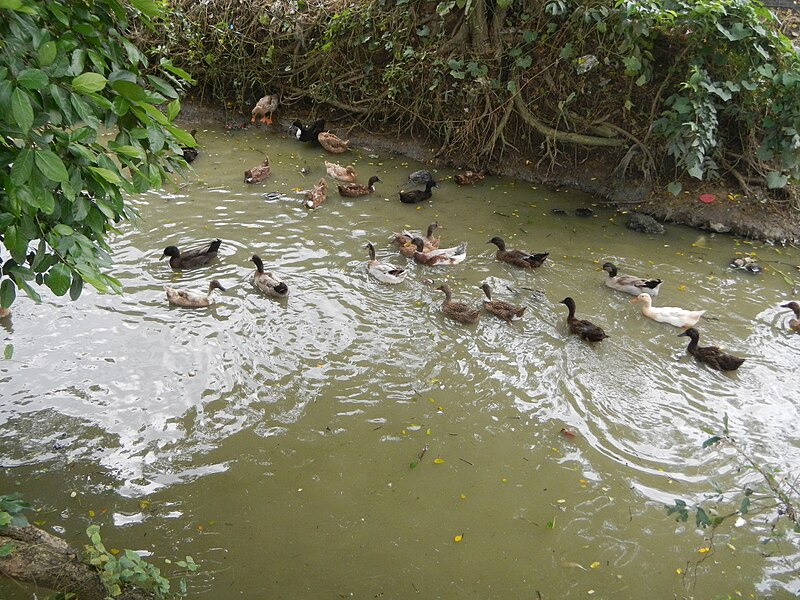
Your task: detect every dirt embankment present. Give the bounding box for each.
[180,102,800,245]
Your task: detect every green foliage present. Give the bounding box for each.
[0,0,193,309]
[0,492,32,558]
[84,524,196,599]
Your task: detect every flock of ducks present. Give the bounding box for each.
[159,96,800,375]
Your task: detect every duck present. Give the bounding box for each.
[437,285,480,324]
[325,161,357,182]
[454,170,485,185]
[337,176,381,198]
[251,94,279,125]
[161,239,222,269]
[292,118,325,142]
[244,157,270,183]
[730,256,762,274]
[318,132,349,154]
[630,293,705,328]
[399,180,438,204]
[181,129,199,163]
[408,170,434,185]
[393,222,441,255]
[781,301,800,332]
[601,262,662,296]
[560,297,608,342]
[366,242,408,284]
[411,238,467,266]
[678,328,745,371]
[304,177,328,209]
[165,280,226,308]
[251,255,288,297]
[487,236,548,269]
[480,283,526,322]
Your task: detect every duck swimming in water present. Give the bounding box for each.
[338,176,381,197]
[399,180,438,204]
[165,280,226,308]
[292,118,325,142]
[630,293,704,328]
[480,283,525,322]
[601,262,662,297]
[781,301,800,332]
[560,297,608,342]
[488,236,548,269]
[678,328,745,371]
[437,284,480,324]
[366,242,408,284]
[161,239,222,270]
[251,255,288,297]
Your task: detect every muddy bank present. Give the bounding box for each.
[179,102,800,245]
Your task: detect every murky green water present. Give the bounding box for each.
[2,124,800,598]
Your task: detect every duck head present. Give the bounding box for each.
[630,293,652,306]
[162,246,180,259]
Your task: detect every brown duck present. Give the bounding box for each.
[480,283,526,322]
[488,236,548,269]
[782,301,800,332]
[560,297,608,342]
[244,157,270,183]
[678,328,745,371]
[338,176,381,197]
[437,285,480,324]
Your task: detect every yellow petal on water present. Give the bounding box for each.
[556,499,566,504]
[590,561,600,569]
[426,428,431,435]
[416,206,422,210]
[453,534,463,542]
[433,458,445,464]
[88,510,95,517]
[110,548,120,555]
[291,187,302,192]
[676,568,682,574]
[698,547,710,554]
[139,499,151,510]
[407,425,421,431]
[727,543,736,552]
[460,493,466,500]
[677,284,687,291]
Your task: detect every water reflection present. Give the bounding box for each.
[1,125,800,597]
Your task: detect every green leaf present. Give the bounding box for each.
[166,99,180,121]
[87,166,123,185]
[1,279,16,308]
[3,345,12,360]
[159,59,195,84]
[739,496,750,515]
[69,274,83,301]
[766,171,788,189]
[11,148,34,186]
[17,69,49,90]
[666,181,682,196]
[112,80,148,102]
[129,0,163,17]
[702,435,721,449]
[695,507,711,528]
[516,55,532,69]
[38,41,57,67]
[559,43,573,61]
[11,88,34,134]
[35,149,69,183]
[0,0,23,9]
[506,80,517,94]
[0,543,15,557]
[4,225,28,263]
[45,263,72,296]
[72,72,108,94]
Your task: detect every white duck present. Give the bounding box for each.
[630,293,704,328]
[165,280,225,308]
[601,262,662,297]
[325,161,357,182]
[410,238,467,266]
[366,242,408,284]
[251,255,288,297]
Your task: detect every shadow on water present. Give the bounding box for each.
[2,124,800,598]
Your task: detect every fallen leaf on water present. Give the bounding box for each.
[697,547,710,554]
[590,561,600,569]
[677,284,687,291]
[453,534,463,542]
[460,493,466,500]
[433,458,445,464]
[88,510,95,517]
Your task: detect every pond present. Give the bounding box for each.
[2,123,800,599]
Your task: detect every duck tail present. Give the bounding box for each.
[641,278,662,289]
[208,239,223,253]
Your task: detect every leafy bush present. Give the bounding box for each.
[0,0,194,311]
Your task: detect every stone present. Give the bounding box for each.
[626,212,665,235]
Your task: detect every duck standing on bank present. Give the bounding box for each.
[338,176,381,197]
[678,328,745,371]
[437,285,480,324]
[601,262,662,296]
[251,94,279,125]
[165,280,226,308]
[399,180,438,204]
[161,239,222,270]
[481,283,525,322]
[560,297,608,342]
[782,301,800,332]
[631,293,705,328]
[488,236,548,269]
[251,255,288,297]
[365,242,408,284]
